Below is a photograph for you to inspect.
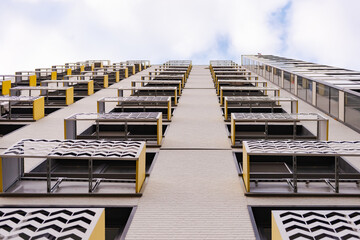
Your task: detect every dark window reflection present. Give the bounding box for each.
[284,71,291,91]
[330,88,339,118]
[316,83,330,112]
[345,92,360,131]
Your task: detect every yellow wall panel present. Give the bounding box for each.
[224,100,228,120]
[51,71,57,80]
[88,80,94,95]
[33,97,45,120]
[115,71,120,82]
[231,116,235,145]
[89,210,105,240]
[29,75,37,86]
[167,101,172,120]
[136,146,146,193]
[2,80,11,95]
[103,75,108,88]
[66,87,74,105]
[63,120,67,139]
[272,213,283,240]
[242,145,250,192]
[157,115,163,145]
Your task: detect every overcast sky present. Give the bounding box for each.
[0,0,359,73]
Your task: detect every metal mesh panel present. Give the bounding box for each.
[99,96,171,103]
[145,75,184,78]
[11,86,70,90]
[1,139,144,159]
[210,60,234,66]
[66,112,161,120]
[221,86,279,91]
[232,113,326,121]
[273,210,360,240]
[118,87,177,90]
[225,96,296,102]
[41,80,91,83]
[0,96,41,102]
[244,140,360,156]
[165,60,191,66]
[0,208,103,239]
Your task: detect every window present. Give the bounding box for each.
[297,76,306,100]
[297,77,313,104]
[307,80,313,104]
[283,71,291,91]
[290,74,296,94]
[258,63,264,76]
[330,88,339,118]
[345,92,360,132]
[316,83,330,112]
[276,68,282,86]
[265,65,272,80]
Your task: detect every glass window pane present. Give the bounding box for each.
[307,80,313,104]
[345,92,360,132]
[290,74,296,94]
[273,68,280,85]
[283,71,291,91]
[316,83,330,112]
[297,76,306,100]
[330,88,339,118]
[258,63,263,76]
[265,66,272,80]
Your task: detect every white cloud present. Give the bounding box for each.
[0,0,359,73]
[284,0,360,70]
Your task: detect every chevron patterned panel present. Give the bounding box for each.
[115,96,171,102]
[244,140,360,156]
[0,96,41,102]
[232,112,325,121]
[0,208,104,240]
[119,86,177,90]
[225,96,296,102]
[272,210,360,240]
[68,112,161,120]
[221,86,279,91]
[1,139,145,159]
